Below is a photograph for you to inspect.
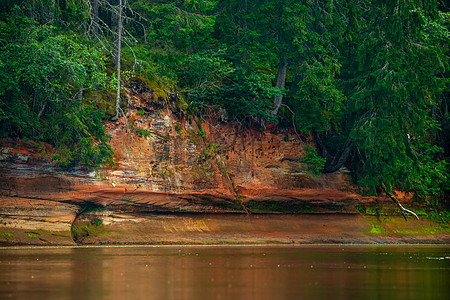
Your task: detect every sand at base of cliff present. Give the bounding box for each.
[71,213,450,246]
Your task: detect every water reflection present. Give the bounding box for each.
[0,245,448,299]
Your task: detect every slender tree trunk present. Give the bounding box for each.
[271,57,287,115]
[143,27,148,44]
[115,0,124,119]
[92,0,99,44]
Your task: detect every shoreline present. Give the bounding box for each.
[1,243,450,250]
[2,212,449,247]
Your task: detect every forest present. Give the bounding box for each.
[0,0,448,207]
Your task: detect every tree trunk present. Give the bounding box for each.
[312,129,328,158]
[312,129,354,174]
[115,0,124,119]
[271,57,287,115]
[143,27,148,44]
[323,139,354,173]
[92,0,99,44]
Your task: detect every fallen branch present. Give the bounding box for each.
[382,184,419,221]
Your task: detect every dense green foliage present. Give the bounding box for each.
[0,3,113,167]
[177,50,279,122]
[0,0,448,203]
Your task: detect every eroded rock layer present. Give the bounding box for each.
[1,93,446,246]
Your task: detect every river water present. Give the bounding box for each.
[0,245,448,300]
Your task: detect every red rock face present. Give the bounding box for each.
[102,94,358,207]
[0,95,443,246]
[0,92,374,213]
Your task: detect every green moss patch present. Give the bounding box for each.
[25,232,40,238]
[71,217,109,244]
[368,224,388,235]
[0,231,13,238]
[364,216,450,236]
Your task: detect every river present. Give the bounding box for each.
[0,245,448,299]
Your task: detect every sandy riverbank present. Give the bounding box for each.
[1,212,448,246]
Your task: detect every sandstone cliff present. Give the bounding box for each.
[1,89,447,246]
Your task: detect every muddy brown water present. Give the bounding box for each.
[0,245,448,300]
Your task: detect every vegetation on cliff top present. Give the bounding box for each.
[0,1,448,206]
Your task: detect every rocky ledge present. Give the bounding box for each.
[1,93,448,246]
[1,138,448,246]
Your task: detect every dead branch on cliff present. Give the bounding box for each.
[280,103,305,145]
[382,184,419,221]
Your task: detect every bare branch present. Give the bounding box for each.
[280,103,305,145]
[382,184,419,221]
